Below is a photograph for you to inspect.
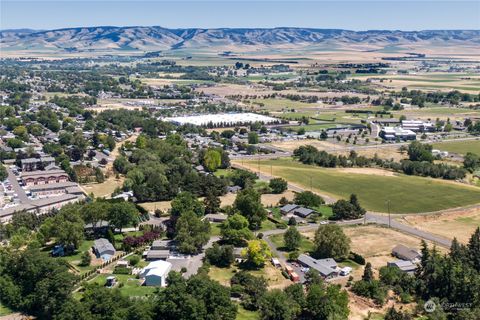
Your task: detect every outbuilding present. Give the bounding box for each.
[140,260,172,287]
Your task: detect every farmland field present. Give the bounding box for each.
[433,139,480,155]
[237,158,480,213]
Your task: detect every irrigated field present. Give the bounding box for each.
[237,159,480,213]
[433,139,480,155]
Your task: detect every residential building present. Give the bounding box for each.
[387,260,417,274]
[298,254,339,279]
[93,238,116,260]
[392,244,422,262]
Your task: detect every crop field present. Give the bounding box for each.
[433,139,480,155]
[237,158,480,213]
[350,72,480,93]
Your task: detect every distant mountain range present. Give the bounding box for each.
[1,26,479,52]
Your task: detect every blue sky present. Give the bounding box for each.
[1,1,479,31]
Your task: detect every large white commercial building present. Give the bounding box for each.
[163,113,279,127]
[380,127,416,141]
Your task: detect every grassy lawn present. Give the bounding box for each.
[208,264,291,288]
[240,158,480,213]
[60,240,95,273]
[269,233,315,254]
[211,222,223,236]
[433,139,480,155]
[260,219,278,232]
[237,305,260,320]
[214,168,234,178]
[90,274,158,298]
[314,205,333,219]
[0,302,13,316]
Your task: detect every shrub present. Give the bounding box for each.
[128,255,140,266]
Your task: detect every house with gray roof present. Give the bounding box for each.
[280,204,298,215]
[392,244,421,262]
[387,260,417,274]
[298,254,339,279]
[294,207,315,218]
[93,238,115,260]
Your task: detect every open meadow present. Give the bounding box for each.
[236,158,480,213]
[433,139,480,155]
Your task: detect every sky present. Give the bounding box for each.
[1,0,479,31]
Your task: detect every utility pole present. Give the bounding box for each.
[386,200,391,228]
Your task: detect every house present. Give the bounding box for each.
[140,260,172,287]
[21,157,56,171]
[298,254,339,279]
[93,238,115,260]
[151,240,174,251]
[204,213,228,222]
[392,244,421,262]
[280,204,298,215]
[294,207,315,218]
[388,260,417,274]
[146,250,170,261]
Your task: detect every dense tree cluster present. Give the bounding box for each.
[118,135,227,202]
[332,194,366,220]
[293,144,467,180]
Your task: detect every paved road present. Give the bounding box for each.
[6,168,29,203]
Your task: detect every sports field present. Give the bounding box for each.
[433,139,480,155]
[238,159,480,214]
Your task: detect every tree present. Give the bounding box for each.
[293,191,324,207]
[0,163,7,181]
[231,271,268,310]
[205,243,235,267]
[384,307,412,320]
[230,169,257,188]
[407,141,433,162]
[155,273,237,320]
[269,178,288,194]
[220,213,254,246]
[464,152,480,172]
[305,283,349,319]
[467,227,480,271]
[248,132,259,144]
[332,194,366,220]
[313,224,350,260]
[108,202,139,233]
[284,227,301,251]
[259,289,299,320]
[175,211,210,254]
[203,148,222,172]
[204,192,221,214]
[234,188,267,230]
[242,240,272,268]
[362,262,374,282]
[171,191,205,218]
[80,251,91,266]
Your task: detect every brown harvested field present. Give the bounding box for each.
[335,167,396,177]
[81,176,124,198]
[269,139,339,152]
[139,201,172,213]
[195,83,371,100]
[402,207,480,244]
[333,146,408,162]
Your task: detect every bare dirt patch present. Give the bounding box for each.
[336,168,396,177]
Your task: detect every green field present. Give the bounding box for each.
[243,159,480,214]
[433,139,480,155]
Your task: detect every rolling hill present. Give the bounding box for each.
[1,26,479,52]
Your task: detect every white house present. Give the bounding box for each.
[139,260,172,287]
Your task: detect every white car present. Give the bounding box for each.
[320,220,328,225]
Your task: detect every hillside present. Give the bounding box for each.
[1,26,479,52]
